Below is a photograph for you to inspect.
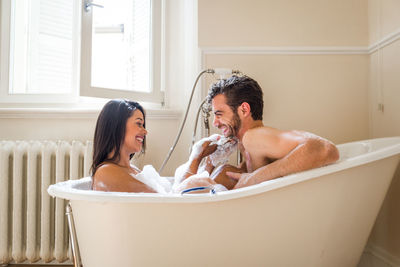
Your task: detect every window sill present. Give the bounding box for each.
[0,107,181,119]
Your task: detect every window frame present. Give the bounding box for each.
[0,0,80,104]
[79,0,165,105]
[0,0,165,105]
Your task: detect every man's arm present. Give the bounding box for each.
[227,129,339,189]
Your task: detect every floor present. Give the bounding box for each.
[5,265,73,267]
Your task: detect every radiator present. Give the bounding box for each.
[0,140,93,264]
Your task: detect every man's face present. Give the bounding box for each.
[211,94,241,138]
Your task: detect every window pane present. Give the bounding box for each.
[10,0,75,94]
[91,0,151,93]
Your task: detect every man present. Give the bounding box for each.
[205,75,339,189]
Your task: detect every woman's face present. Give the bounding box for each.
[122,109,147,154]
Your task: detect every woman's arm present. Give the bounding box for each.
[93,163,156,193]
[181,141,218,180]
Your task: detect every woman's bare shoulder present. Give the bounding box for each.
[93,163,129,190]
[97,162,120,170]
[93,162,155,193]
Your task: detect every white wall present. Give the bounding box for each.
[199,0,368,47]
[366,0,400,264]
[202,53,369,144]
[199,0,369,144]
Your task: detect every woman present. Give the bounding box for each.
[91,99,156,193]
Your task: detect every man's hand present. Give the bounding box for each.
[244,151,253,173]
[226,151,257,189]
[226,172,259,189]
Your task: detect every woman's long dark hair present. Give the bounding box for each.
[90,99,146,176]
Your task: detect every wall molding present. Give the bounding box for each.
[0,108,101,119]
[200,28,400,57]
[201,46,369,55]
[364,243,400,267]
[368,27,400,54]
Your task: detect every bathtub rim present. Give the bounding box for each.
[47,136,400,203]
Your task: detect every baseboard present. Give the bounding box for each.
[364,243,400,267]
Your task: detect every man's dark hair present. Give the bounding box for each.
[206,75,264,120]
[90,99,146,176]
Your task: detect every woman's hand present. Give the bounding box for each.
[198,141,218,159]
[183,136,220,181]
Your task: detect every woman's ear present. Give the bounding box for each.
[238,102,251,117]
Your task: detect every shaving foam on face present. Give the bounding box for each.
[208,136,238,167]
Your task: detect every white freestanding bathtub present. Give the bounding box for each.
[48,137,400,267]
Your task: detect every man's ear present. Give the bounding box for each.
[238,102,251,117]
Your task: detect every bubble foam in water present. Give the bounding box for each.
[135,165,172,194]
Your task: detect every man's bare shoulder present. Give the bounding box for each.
[242,126,283,146]
[242,127,308,159]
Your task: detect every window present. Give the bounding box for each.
[0,0,164,104]
[80,0,164,103]
[0,0,79,103]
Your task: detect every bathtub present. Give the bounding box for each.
[48,137,400,267]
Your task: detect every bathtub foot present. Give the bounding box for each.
[66,202,83,267]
